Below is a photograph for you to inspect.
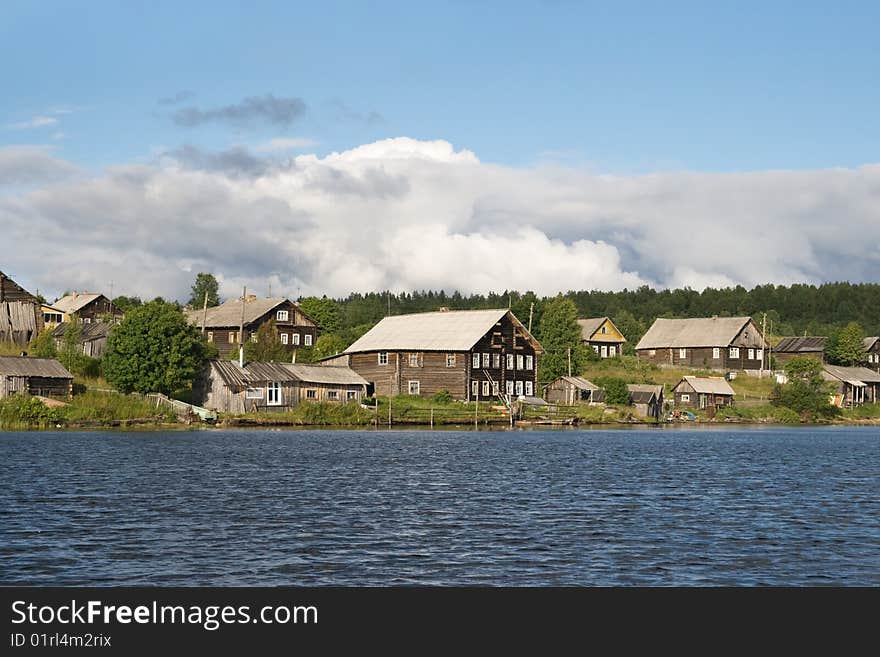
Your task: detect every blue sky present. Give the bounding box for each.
[2,1,879,301]
[4,0,879,173]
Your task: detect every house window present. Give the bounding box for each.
[293,333,300,345]
[281,333,288,345]
[593,345,600,354]
[471,380,479,397]
[601,345,608,358]
[681,394,690,402]
[525,381,533,396]
[482,381,490,397]
[408,353,419,367]
[525,355,533,370]
[83,317,92,324]
[276,310,289,322]
[648,349,656,356]
[446,354,456,368]
[506,354,514,369]
[408,380,420,396]
[492,381,499,395]
[713,347,720,359]
[679,348,687,359]
[346,390,358,400]
[473,353,480,368]
[482,353,490,367]
[609,346,616,357]
[306,389,317,399]
[246,388,263,399]
[757,349,764,362]
[378,352,388,365]
[250,333,258,343]
[517,355,524,370]
[267,382,281,406]
[601,326,607,334]
[327,390,339,400]
[207,332,214,343]
[304,334,312,346]
[228,332,237,344]
[748,349,755,360]
[730,347,740,359]
[506,380,514,395]
[515,380,524,396]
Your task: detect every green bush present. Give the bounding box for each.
[431,389,453,404]
[772,406,802,424]
[0,396,63,428]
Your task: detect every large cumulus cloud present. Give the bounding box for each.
[2,137,879,302]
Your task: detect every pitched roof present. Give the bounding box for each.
[552,375,599,391]
[186,297,289,328]
[52,293,105,315]
[627,384,663,403]
[577,317,626,343]
[0,271,39,303]
[51,322,112,340]
[635,316,757,349]
[774,336,826,353]
[285,364,368,386]
[674,376,736,395]
[863,337,879,351]
[344,309,541,353]
[0,356,73,378]
[207,360,367,388]
[822,364,880,384]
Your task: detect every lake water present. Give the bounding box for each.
[1,426,878,586]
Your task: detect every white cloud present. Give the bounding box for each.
[8,116,59,130]
[1,138,879,303]
[254,137,318,153]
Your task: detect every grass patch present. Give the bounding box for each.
[841,403,880,420]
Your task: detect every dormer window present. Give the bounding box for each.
[276,310,289,322]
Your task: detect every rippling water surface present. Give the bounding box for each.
[1,426,878,585]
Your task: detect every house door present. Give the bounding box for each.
[699,394,708,409]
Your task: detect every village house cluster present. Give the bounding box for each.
[1,269,879,416]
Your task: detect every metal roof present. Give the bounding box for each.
[207,360,367,388]
[345,309,541,353]
[635,316,759,349]
[0,356,73,378]
[186,298,290,328]
[52,293,104,315]
[774,336,826,353]
[285,364,368,386]
[627,384,663,403]
[555,375,599,391]
[863,336,879,351]
[822,364,880,384]
[674,376,736,395]
[51,322,112,340]
[577,317,626,343]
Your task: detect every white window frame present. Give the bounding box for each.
[228,331,237,344]
[506,354,515,370]
[748,348,755,360]
[304,334,312,346]
[346,390,358,401]
[609,346,616,357]
[679,348,687,359]
[276,310,289,322]
[250,333,258,343]
[306,389,317,400]
[446,353,456,368]
[730,347,740,359]
[525,355,533,370]
[681,393,690,402]
[327,390,339,400]
[471,380,479,397]
[482,353,490,368]
[267,382,281,406]
[409,353,420,367]
[601,345,608,358]
[293,333,301,345]
[378,352,388,365]
[757,349,764,362]
[492,381,499,395]
[713,347,720,359]
[517,354,524,370]
[593,345,600,354]
[515,380,524,396]
[506,380,514,395]
[408,380,420,396]
[246,387,263,399]
[281,333,288,345]
[493,353,501,368]
[481,381,490,397]
[472,353,480,368]
[207,331,214,343]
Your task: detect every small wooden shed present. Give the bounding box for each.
[543,376,599,404]
[627,384,664,420]
[0,356,74,399]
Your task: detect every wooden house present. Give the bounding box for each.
[578,317,626,358]
[193,359,368,413]
[319,308,542,401]
[821,364,880,408]
[186,296,319,359]
[672,376,735,410]
[42,304,65,329]
[52,292,123,325]
[543,376,599,405]
[51,321,112,358]
[0,271,42,345]
[863,337,880,373]
[773,336,826,367]
[627,384,664,420]
[0,356,73,399]
[635,316,768,372]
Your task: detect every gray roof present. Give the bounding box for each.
[207,360,367,388]
[577,317,626,343]
[52,293,104,314]
[863,337,879,351]
[0,356,73,379]
[627,384,663,403]
[554,375,599,391]
[51,322,112,340]
[636,316,758,349]
[822,364,880,384]
[774,336,826,353]
[186,297,289,329]
[674,376,736,395]
[345,309,541,353]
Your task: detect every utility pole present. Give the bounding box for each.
[528,302,534,334]
[761,313,767,377]
[201,291,208,335]
[567,346,572,377]
[239,286,246,367]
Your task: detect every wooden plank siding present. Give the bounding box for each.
[636,321,767,371]
[1,375,72,399]
[205,300,318,358]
